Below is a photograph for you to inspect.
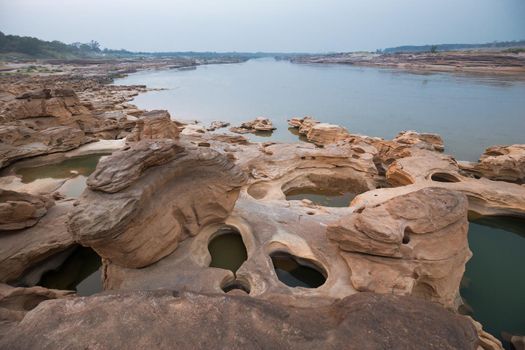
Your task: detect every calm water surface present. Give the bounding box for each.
[116,58,525,161]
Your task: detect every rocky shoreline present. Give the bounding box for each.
[290,51,525,75]
[0,59,524,349]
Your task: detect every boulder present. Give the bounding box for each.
[393,130,445,152]
[0,291,479,350]
[0,190,54,231]
[126,110,180,141]
[306,123,350,145]
[69,139,246,268]
[328,187,470,308]
[230,117,275,134]
[206,120,230,131]
[287,116,320,135]
[473,144,525,184]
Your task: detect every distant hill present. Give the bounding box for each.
[382,40,525,53]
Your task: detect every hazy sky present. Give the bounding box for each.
[1,0,524,52]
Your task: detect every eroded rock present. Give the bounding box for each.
[69,140,246,268]
[126,110,180,141]
[328,187,470,308]
[473,144,525,184]
[0,190,54,231]
[230,117,276,134]
[0,291,479,350]
[0,201,75,283]
[306,123,351,146]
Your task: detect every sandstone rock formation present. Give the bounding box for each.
[0,283,73,339]
[69,139,246,268]
[0,291,479,350]
[392,130,444,152]
[0,201,75,283]
[230,117,275,134]
[287,116,320,135]
[385,148,525,217]
[0,190,54,231]
[206,120,230,131]
[472,144,525,184]
[306,123,351,145]
[126,110,180,141]
[328,187,470,308]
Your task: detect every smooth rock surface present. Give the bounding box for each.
[0,291,479,350]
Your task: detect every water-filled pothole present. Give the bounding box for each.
[271,252,326,288]
[13,153,109,198]
[285,188,355,207]
[208,227,248,273]
[430,172,461,183]
[461,214,525,348]
[37,246,102,296]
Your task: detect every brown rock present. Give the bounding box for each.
[69,140,246,268]
[0,283,73,339]
[0,190,54,231]
[328,187,470,308]
[473,144,525,184]
[306,123,351,145]
[0,201,75,283]
[230,117,276,134]
[393,130,445,152]
[126,110,180,141]
[0,291,479,350]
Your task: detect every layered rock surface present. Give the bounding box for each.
[0,190,54,231]
[126,110,180,141]
[230,117,275,134]
[69,139,246,268]
[0,291,479,350]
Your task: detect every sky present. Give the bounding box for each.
[1,0,524,52]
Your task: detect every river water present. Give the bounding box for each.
[116,58,525,161]
[116,59,525,345]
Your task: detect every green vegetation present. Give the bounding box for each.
[0,31,105,59]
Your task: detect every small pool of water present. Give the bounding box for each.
[285,188,355,207]
[38,247,102,296]
[208,230,248,273]
[15,154,106,183]
[271,252,326,288]
[461,216,525,348]
[14,154,108,197]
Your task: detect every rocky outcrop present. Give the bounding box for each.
[126,110,180,141]
[0,291,479,350]
[328,187,470,308]
[288,116,320,135]
[69,140,246,268]
[0,190,54,231]
[230,117,275,134]
[385,149,525,217]
[206,120,230,131]
[0,125,91,168]
[472,144,525,184]
[393,130,444,152]
[306,123,351,145]
[0,283,73,339]
[0,201,75,283]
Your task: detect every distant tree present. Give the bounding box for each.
[89,40,100,51]
[430,45,438,53]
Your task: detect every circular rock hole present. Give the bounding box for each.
[270,251,326,288]
[221,279,251,294]
[208,227,247,273]
[430,172,461,183]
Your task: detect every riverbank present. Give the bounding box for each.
[290,51,525,75]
